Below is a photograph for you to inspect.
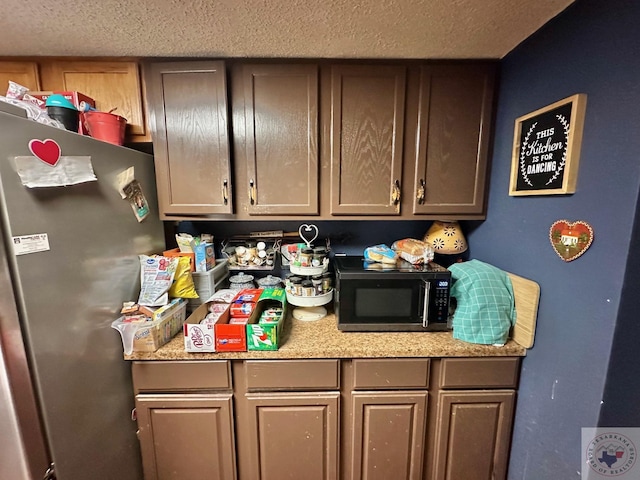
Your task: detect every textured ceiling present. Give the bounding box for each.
[0,0,574,59]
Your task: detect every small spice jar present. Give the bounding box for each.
[301,279,314,296]
[312,247,327,267]
[321,272,333,293]
[299,248,314,267]
[312,275,323,294]
[289,276,303,296]
[245,241,257,263]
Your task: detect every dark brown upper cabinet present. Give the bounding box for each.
[412,64,496,216]
[145,61,232,217]
[326,65,406,216]
[239,64,319,215]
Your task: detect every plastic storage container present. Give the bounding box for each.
[188,259,229,310]
[46,105,79,132]
[111,298,187,354]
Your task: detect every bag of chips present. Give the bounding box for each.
[168,256,199,299]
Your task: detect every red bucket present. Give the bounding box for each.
[83,111,127,145]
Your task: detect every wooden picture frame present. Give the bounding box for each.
[509,94,587,196]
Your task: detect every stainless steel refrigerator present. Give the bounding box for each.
[0,102,165,480]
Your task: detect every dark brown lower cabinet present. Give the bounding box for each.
[350,391,427,480]
[131,357,519,480]
[432,390,516,480]
[244,393,340,480]
[135,394,237,480]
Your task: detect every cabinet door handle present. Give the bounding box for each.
[249,179,256,205]
[416,179,425,204]
[222,179,229,205]
[391,180,401,205]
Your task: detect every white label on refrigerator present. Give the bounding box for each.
[12,233,50,256]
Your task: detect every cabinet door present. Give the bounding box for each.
[350,391,427,480]
[146,61,232,216]
[328,65,406,215]
[244,393,339,480]
[39,60,147,139]
[136,394,236,480]
[413,64,495,215]
[432,390,515,480]
[0,61,40,91]
[241,64,319,215]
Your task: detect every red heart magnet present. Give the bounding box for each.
[28,139,61,167]
[549,220,594,262]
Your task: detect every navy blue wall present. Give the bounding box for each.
[467,0,640,477]
[599,191,640,427]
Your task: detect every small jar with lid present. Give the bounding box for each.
[289,276,303,296]
[284,273,295,290]
[321,272,332,293]
[301,279,314,296]
[311,274,323,294]
[245,241,258,263]
[228,272,255,291]
[299,248,313,267]
[312,247,327,267]
[257,274,283,289]
[235,245,248,265]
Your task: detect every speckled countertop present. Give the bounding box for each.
[125,313,526,361]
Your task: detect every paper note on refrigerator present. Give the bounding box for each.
[14,156,97,188]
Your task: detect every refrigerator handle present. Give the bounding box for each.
[43,463,55,480]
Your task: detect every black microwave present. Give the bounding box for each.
[333,256,451,332]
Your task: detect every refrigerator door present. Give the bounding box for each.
[0,204,50,480]
[0,111,165,480]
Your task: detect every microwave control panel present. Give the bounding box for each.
[431,279,450,323]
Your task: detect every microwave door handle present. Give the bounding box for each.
[422,280,430,328]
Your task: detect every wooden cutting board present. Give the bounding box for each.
[507,272,541,348]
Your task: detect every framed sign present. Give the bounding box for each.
[509,94,587,196]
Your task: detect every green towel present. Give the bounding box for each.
[448,260,516,345]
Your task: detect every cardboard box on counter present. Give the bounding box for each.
[183,301,217,352]
[194,242,216,272]
[183,288,287,353]
[163,248,195,272]
[246,288,287,351]
[184,302,246,353]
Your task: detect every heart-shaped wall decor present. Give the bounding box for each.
[28,139,61,167]
[549,220,594,262]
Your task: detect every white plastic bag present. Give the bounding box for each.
[138,255,178,306]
